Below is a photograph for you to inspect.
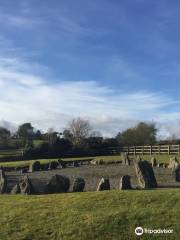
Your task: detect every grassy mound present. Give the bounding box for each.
[0,189,179,240]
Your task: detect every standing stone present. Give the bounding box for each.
[151,157,157,167]
[168,156,179,170]
[19,176,35,194]
[121,153,130,165]
[41,163,49,171]
[119,175,132,190]
[134,160,157,189]
[73,178,85,192]
[29,161,41,172]
[58,159,66,168]
[97,178,110,191]
[45,175,70,193]
[72,161,79,167]
[157,163,164,168]
[20,168,28,174]
[49,161,58,170]
[0,170,7,194]
[11,183,21,194]
[173,164,180,182]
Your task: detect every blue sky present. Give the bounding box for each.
[0,0,180,137]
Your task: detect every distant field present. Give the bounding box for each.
[0,149,23,157]
[0,190,179,240]
[94,154,177,164]
[0,157,93,168]
[0,154,178,169]
[0,140,44,156]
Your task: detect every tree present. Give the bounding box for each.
[46,128,58,145]
[65,118,92,146]
[135,122,157,145]
[0,127,11,148]
[116,122,157,146]
[35,130,42,139]
[17,123,34,139]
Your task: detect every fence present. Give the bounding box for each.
[108,145,180,155]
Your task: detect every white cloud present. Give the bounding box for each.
[0,54,179,137]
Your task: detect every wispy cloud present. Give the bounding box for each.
[0,10,43,28]
[0,52,178,137]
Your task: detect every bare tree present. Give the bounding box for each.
[66,117,92,145]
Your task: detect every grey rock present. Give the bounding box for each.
[45,174,70,194]
[73,177,85,192]
[19,176,35,195]
[119,175,132,190]
[134,160,157,189]
[97,178,110,191]
[0,169,7,194]
[121,153,130,166]
[11,183,21,194]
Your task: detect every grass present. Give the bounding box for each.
[90,154,178,165]
[0,157,93,168]
[0,148,23,157]
[0,154,178,169]
[0,189,179,240]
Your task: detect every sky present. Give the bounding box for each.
[0,0,180,138]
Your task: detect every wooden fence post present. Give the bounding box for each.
[150,145,152,155]
[168,145,170,155]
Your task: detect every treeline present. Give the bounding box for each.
[0,118,159,159]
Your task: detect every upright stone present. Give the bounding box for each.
[19,176,35,194]
[119,175,132,190]
[168,156,179,170]
[134,160,157,189]
[121,153,130,165]
[29,161,41,172]
[11,183,21,194]
[97,178,110,191]
[45,174,70,193]
[151,157,157,167]
[0,169,7,194]
[58,159,66,168]
[173,164,180,182]
[73,178,85,192]
[49,161,58,170]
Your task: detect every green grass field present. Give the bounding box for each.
[0,154,178,169]
[0,189,179,240]
[0,149,23,157]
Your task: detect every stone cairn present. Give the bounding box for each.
[97,177,110,191]
[119,175,132,190]
[0,169,7,194]
[121,153,130,166]
[134,158,157,189]
[73,177,85,192]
